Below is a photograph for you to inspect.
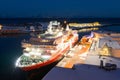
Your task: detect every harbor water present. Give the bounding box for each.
[0,18,120,80]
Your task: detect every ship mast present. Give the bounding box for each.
[66,25,70,31]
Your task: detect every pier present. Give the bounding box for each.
[56,45,87,68]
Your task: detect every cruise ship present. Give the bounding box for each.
[15,21,79,71]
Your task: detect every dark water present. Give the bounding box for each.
[0,18,120,80]
[0,34,30,80]
[0,34,60,80]
[100,26,120,33]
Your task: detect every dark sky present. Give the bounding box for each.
[0,0,120,18]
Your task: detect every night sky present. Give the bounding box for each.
[0,0,120,18]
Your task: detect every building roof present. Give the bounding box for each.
[99,37,120,49]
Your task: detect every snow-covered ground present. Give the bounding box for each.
[43,51,120,80]
[85,54,120,68]
[43,64,120,80]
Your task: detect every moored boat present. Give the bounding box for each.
[0,23,43,35]
[15,21,79,71]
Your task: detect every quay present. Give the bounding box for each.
[42,31,120,80]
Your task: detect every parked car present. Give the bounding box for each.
[104,63,117,71]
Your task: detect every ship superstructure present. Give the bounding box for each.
[15,21,79,71]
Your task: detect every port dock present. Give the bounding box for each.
[56,45,87,68]
[42,32,120,80]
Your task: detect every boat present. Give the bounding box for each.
[0,23,43,35]
[15,21,79,71]
[0,25,28,34]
